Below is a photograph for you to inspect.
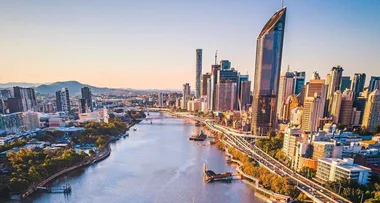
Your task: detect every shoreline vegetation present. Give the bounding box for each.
[0,111,146,200]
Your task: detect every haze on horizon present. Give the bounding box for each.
[1,0,379,89]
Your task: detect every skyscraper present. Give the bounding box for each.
[327,66,344,115]
[195,49,202,98]
[340,76,351,92]
[302,95,324,133]
[339,90,353,126]
[351,73,366,101]
[215,82,236,111]
[201,73,211,97]
[277,71,295,120]
[158,92,164,107]
[13,86,37,112]
[369,76,380,92]
[239,80,251,111]
[56,88,70,113]
[182,83,191,109]
[330,91,342,123]
[251,7,287,136]
[210,65,220,111]
[362,89,380,131]
[293,71,306,94]
[81,87,93,112]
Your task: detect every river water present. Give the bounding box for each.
[28,113,264,203]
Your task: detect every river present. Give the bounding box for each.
[28,112,264,203]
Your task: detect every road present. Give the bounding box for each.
[180,114,351,203]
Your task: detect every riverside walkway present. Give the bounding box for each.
[21,146,111,199]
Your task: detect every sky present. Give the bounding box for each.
[0,0,379,89]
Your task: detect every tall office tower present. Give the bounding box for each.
[201,73,211,97]
[81,87,93,112]
[340,76,351,92]
[210,65,221,111]
[217,66,239,110]
[215,82,236,111]
[311,71,321,80]
[195,49,202,98]
[182,83,191,109]
[13,86,37,112]
[351,73,366,101]
[7,98,23,113]
[369,76,380,92]
[293,71,305,94]
[282,95,299,122]
[277,71,295,120]
[220,60,231,70]
[362,89,380,131]
[206,77,212,110]
[330,91,342,123]
[239,80,251,111]
[327,66,344,114]
[302,94,324,133]
[339,90,353,126]
[79,99,88,113]
[251,7,286,136]
[158,92,164,107]
[55,88,70,113]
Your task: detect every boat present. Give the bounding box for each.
[122,132,129,138]
[150,121,152,124]
[133,128,137,131]
[189,130,207,141]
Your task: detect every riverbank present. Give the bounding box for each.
[19,120,139,200]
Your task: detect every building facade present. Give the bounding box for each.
[351,73,366,101]
[81,87,93,112]
[362,89,380,131]
[13,86,37,112]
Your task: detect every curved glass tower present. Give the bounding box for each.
[251,7,287,136]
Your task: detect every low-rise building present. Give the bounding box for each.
[316,158,371,185]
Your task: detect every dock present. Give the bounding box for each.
[202,163,240,183]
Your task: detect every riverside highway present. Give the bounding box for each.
[178,113,352,203]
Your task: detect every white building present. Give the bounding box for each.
[23,111,40,131]
[316,158,371,185]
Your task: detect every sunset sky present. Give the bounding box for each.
[0,0,379,89]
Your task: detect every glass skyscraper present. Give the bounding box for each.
[251,7,286,136]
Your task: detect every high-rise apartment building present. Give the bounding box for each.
[81,87,93,112]
[209,65,220,111]
[56,88,70,113]
[369,76,380,92]
[195,49,202,98]
[282,95,299,122]
[327,66,344,115]
[13,86,37,112]
[339,90,354,126]
[302,95,324,133]
[330,91,342,123]
[215,82,236,111]
[362,89,380,131]
[158,92,164,107]
[340,76,351,92]
[351,73,366,101]
[201,73,211,97]
[277,71,295,120]
[251,7,286,136]
[182,83,191,109]
[239,81,251,111]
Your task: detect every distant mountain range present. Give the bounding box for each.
[0,82,41,89]
[0,81,180,95]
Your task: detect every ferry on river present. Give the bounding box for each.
[189,130,207,141]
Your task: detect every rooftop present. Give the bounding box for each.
[319,158,371,172]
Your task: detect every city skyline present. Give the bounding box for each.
[1,1,380,89]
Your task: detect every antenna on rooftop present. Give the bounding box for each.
[215,50,218,65]
[287,64,290,72]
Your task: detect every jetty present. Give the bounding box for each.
[202,163,240,183]
[36,183,72,193]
